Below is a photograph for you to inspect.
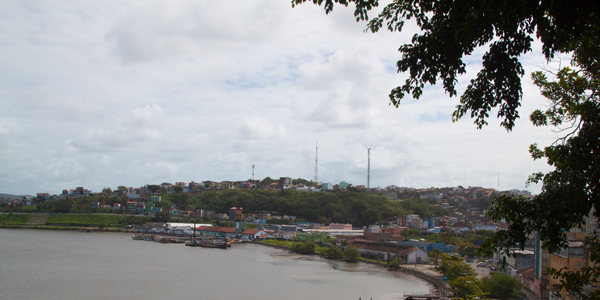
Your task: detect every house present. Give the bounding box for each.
[229,207,244,220]
[141,222,166,233]
[329,223,353,230]
[348,239,429,264]
[364,232,405,242]
[196,226,237,238]
[90,202,100,208]
[240,228,267,241]
[498,249,535,278]
[35,193,50,204]
[278,177,292,189]
[70,187,89,198]
[135,202,145,212]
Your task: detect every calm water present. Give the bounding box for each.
[0,229,431,300]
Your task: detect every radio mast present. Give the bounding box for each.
[367,148,371,190]
[314,141,319,183]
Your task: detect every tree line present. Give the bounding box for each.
[1,189,451,228]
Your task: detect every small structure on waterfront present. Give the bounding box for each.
[403,294,448,300]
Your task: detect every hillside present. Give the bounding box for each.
[159,189,448,227]
[1,189,451,228]
[0,194,22,203]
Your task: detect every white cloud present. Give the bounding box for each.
[69,104,165,152]
[239,117,287,140]
[0,0,558,195]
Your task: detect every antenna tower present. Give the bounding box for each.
[367,148,371,189]
[314,141,319,182]
[252,165,255,183]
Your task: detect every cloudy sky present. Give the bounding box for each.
[1,1,559,196]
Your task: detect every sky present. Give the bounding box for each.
[1,1,560,196]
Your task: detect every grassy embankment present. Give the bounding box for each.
[0,213,133,231]
[0,213,31,225]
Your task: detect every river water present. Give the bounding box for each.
[0,229,431,300]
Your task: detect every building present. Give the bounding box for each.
[71,187,89,198]
[229,207,244,220]
[329,223,353,230]
[548,241,592,300]
[348,239,429,264]
[410,218,424,229]
[384,227,409,236]
[278,177,292,189]
[196,226,237,238]
[240,228,267,241]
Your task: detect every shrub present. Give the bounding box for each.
[323,244,343,259]
[343,246,360,262]
[291,242,315,254]
[388,257,402,270]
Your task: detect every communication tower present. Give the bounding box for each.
[367,148,371,189]
[314,141,319,183]
[252,165,255,183]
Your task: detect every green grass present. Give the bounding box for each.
[360,257,386,264]
[257,239,295,248]
[0,214,31,224]
[46,214,122,226]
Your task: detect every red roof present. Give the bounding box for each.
[197,226,236,233]
[241,228,261,235]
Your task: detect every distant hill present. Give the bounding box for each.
[0,194,22,203]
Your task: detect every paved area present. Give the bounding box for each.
[401,263,443,277]
[468,261,492,279]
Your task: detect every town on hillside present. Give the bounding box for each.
[2,177,592,299]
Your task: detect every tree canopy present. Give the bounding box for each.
[480,272,525,300]
[293,0,599,130]
[294,0,600,297]
[164,189,414,227]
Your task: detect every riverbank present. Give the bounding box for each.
[1,229,431,300]
[254,240,448,295]
[3,217,449,296]
[0,213,137,229]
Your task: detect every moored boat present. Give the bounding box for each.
[185,236,235,249]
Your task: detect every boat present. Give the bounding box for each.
[156,236,170,243]
[184,221,235,248]
[132,234,145,240]
[185,236,235,248]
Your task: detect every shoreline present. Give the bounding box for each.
[1,226,448,295]
[253,241,449,296]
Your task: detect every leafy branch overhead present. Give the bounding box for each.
[293,0,600,130]
[294,0,600,297]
